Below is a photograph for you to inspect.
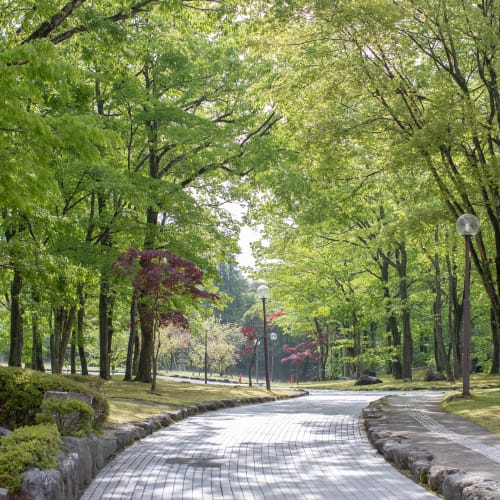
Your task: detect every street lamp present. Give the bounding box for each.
[270,331,278,381]
[456,213,480,397]
[256,284,271,390]
[254,338,260,383]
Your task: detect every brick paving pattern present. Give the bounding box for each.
[82,391,436,499]
[406,395,500,464]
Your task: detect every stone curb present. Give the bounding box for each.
[362,397,500,500]
[14,390,307,500]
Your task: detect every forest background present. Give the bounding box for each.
[0,0,498,386]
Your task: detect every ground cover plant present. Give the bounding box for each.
[0,423,62,493]
[0,367,108,429]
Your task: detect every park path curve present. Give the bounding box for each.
[81,390,436,499]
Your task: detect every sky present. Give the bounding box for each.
[236,224,260,268]
[223,201,261,269]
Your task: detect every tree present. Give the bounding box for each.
[242,0,498,378]
[189,318,241,376]
[1,1,281,376]
[113,248,217,389]
[155,324,191,372]
[215,264,254,325]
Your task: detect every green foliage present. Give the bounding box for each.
[37,398,94,436]
[0,367,108,429]
[0,423,62,493]
[190,317,241,375]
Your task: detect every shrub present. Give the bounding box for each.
[0,423,62,493]
[36,398,95,436]
[0,367,109,430]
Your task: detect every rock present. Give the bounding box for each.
[462,480,500,500]
[423,368,447,382]
[442,472,477,500]
[44,391,93,406]
[0,426,11,436]
[428,465,461,493]
[20,469,64,500]
[354,374,383,385]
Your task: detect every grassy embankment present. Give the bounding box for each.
[104,375,298,424]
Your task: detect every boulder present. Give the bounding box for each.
[355,374,383,385]
[423,368,447,382]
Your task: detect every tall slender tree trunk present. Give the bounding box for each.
[446,252,462,377]
[9,267,23,367]
[77,284,88,375]
[133,333,140,377]
[99,275,112,380]
[313,317,328,381]
[380,257,402,378]
[31,322,44,371]
[136,296,154,383]
[70,330,77,374]
[396,243,413,381]
[135,200,160,382]
[30,292,44,371]
[50,306,77,374]
[432,230,453,380]
[124,293,138,381]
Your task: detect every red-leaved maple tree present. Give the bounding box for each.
[281,331,330,383]
[114,248,217,389]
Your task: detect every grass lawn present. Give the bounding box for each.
[441,389,500,435]
[103,376,297,424]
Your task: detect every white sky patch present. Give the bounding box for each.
[223,201,263,269]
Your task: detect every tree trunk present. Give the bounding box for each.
[70,330,77,374]
[397,243,413,381]
[99,275,112,380]
[313,317,328,381]
[248,343,257,387]
[8,267,23,367]
[30,310,45,372]
[133,332,140,376]
[135,206,159,383]
[151,324,159,392]
[432,231,453,380]
[30,292,44,372]
[491,307,499,374]
[77,285,88,375]
[380,257,402,378]
[51,306,77,374]
[124,293,138,381]
[136,297,154,383]
[446,252,462,378]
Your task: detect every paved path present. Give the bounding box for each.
[386,392,500,480]
[81,391,436,499]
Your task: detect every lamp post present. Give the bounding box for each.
[270,331,277,381]
[256,284,271,390]
[456,213,480,397]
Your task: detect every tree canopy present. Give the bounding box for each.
[1,0,498,384]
